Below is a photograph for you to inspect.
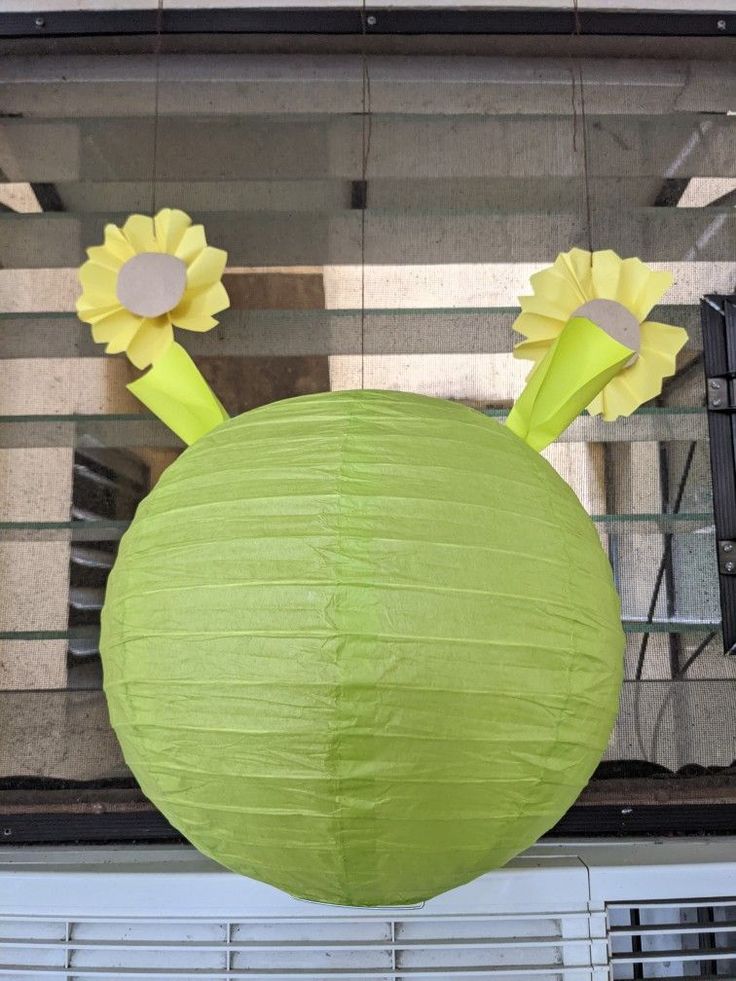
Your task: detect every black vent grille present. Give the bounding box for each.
[608,899,736,979]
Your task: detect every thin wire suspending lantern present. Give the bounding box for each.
[81,234,687,907]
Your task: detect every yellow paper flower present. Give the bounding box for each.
[512,248,688,420]
[76,208,229,369]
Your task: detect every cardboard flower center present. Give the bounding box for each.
[117,252,187,318]
[572,298,640,366]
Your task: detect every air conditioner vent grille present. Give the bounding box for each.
[0,912,598,979]
[607,899,736,979]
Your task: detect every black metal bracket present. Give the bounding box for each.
[701,295,736,655]
[1,8,735,39]
[707,377,736,411]
[718,540,736,575]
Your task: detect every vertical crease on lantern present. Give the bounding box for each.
[324,392,359,904]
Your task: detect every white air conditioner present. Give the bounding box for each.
[2,839,736,979]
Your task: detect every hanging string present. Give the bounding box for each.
[150,0,164,215]
[359,3,372,390]
[578,68,594,255]
[571,0,594,255]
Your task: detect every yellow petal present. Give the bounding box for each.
[122,214,158,254]
[513,338,556,365]
[640,321,688,360]
[557,248,594,299]
[614,257,651,314]
[103,224,136,264]
[171,312,218,332]
[76,299,121,324]
[587,392,604,416]
[520,292,580,322]
[599,375,642,420]
[185,246,227,291]
[154,208,191,253]
[90,307,140,343]
[126,318,174,369]
[588,329,685,421]
[611,350,673,418]
[97,319,142,354]
[528,266,584,316]
[630,269,673,322]
[174,281,230,319]
[588,370,643,421]
[174,225,207,265]
[85,244,126,272]
[79,261,119,299]
[511,311,566,342]
[590,250,623,301]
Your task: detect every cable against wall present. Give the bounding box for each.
[359,3,372,390]
[150,0,164,214]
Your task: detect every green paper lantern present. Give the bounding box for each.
[101,389,623,906]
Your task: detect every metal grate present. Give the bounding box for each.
[0,912,601,979]
[608,899,736,979]
[67,447,149,689]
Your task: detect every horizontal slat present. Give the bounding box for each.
[0,306,704,359]
[0,936,582,951]
[0,913,592,925]
[69,587,105,612]
[622,620,720,634]
[2,264,731,313]
[3,177,733,214]
[611,919,736,936]
[2,114,735,183]
[0,521,128,542]
[1,55,734,117]
[0,408,711,448]
[0,177,702,213]
[68,636,101,659]
[3,210,736,268]
[610,977,736,981]
[0,629,101,642]
[71,547,115,570]
[0,621,721,642]
[0,513,712,543]
[608,900,736,910]
[613,946,736,963]
[0,968,583,979]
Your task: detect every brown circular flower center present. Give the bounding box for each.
[116,252,187,319]
[571,298,640,367]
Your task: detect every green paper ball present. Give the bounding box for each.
[101,389,623,906]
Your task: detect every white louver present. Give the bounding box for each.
[0,913,601,979]
[3,841,736,980]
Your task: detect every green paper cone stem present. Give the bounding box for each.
[127,341,229,445]
[506,316,635,452]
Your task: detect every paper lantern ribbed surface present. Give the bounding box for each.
[101,389,624,906]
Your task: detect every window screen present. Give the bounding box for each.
[1,27,735,837]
